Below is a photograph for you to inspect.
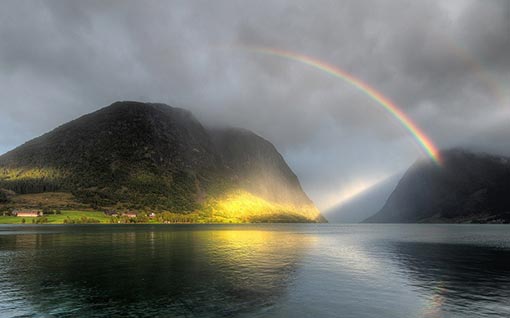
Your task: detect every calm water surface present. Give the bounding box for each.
[1,224,509,317]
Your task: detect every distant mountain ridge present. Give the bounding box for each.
[365,149,510,223]
[0,101,323,223]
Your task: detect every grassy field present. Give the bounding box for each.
[200,189,322,223]
[0,190,323,224]
[0,210,112,224]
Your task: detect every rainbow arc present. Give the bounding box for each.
[241,47,442,165]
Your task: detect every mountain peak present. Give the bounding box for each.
[365,149,510,223]
[105,100,190,115]
[0,101,323,223]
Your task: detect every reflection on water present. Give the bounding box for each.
[0,225,313,317]
[390,241,510,318]
[1,224,510,317]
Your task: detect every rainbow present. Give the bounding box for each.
[443,40,507,106]
[240,47,442,165]
[429,31,508,107]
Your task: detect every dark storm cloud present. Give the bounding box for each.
[1,0,509,209]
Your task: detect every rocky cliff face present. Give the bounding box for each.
[365,149,510,223]
[209,127,313,206]
[0,101,323,222]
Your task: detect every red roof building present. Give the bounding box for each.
[15,210,43,217]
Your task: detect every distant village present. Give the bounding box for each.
[3,208,199,224]
[11,209,152,219]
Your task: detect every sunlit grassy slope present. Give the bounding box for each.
[0,190,323,224]
[0,167,63,180]
[201,190,322,223]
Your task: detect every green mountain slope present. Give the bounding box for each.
[0,101,323,223]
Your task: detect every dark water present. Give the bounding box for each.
[1,225,510,317]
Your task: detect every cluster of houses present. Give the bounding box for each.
[12,209,157,219]
[104,210,156,219]
[104,210,136,218]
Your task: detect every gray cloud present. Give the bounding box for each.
[0,0,509,209]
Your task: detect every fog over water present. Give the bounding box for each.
[0,1,509,209]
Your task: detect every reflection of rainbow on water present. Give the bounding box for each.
[422,282,446,318]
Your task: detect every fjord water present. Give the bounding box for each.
[1,225,509,318]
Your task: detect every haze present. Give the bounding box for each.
[1,0,509,209]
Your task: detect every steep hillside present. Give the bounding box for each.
[0,101,323,223]
[365,149,510,223]
[209,127,313,206]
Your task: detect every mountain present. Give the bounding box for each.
[0,101,323,223]
[365,149,510,223]
[323,174,402,223]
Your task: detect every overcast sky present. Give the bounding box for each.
[1,0,509,209]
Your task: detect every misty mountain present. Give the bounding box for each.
[323,174,402,223]
[0,101,323,222]
[365,149,510,223]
